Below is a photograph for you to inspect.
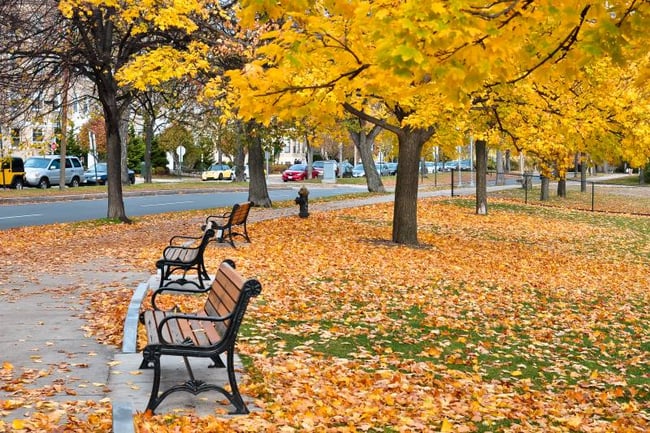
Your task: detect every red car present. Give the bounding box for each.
[282,164,322,182]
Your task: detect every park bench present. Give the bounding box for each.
[203,201,252,248]
[140,259,262,414]
[156,226,215,291]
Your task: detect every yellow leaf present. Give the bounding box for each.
[440,419,454,432]
[12,419,25,430]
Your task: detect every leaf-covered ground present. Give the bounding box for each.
[1,196,649,432]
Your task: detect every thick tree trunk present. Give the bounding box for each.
[557,177,566,197]
[475,140,488,215]
[247,123,271,207]
[97,77,129,222]
[540,176,549,201]
[392,128,432,245]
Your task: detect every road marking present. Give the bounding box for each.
[0,213,43,220]
[140,201,194,208]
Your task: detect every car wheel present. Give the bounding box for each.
[38,178,49,189]
[70,177,80,187]
[13,178,24,190]
[218,173,223,180]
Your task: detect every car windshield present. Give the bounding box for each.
[208,164,224,170]
[288,164,306,171]
[24,157,51,169]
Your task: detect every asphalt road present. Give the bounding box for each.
[0,184,366,230]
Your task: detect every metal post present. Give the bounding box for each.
[591,182,595,212]
[451,170,455,197]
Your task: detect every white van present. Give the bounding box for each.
[23,155,85,188]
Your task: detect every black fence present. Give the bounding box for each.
[434,170,650,216]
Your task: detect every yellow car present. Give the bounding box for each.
[0,157,25,189]
[201,163,234,181]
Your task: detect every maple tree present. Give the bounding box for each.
[223,0,650,245]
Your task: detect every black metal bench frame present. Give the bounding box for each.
[156,227,214,291]
[140,259,262,414]
[203,202,252,248]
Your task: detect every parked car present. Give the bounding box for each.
[84,162,135,185]
[446,159,473,171]
[282,164,320,181]
[201,163,234,181]
[387,162,398,175]
[0,156,25,189]
[351,163,366,177]
[23,155,85,188]
[351,163,390,177]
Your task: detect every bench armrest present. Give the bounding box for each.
[151,285,210,311]
[205,212,230,226]
[169,234,202,246]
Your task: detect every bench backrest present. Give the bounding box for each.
[228,202,252,227]
[203,260,261,338]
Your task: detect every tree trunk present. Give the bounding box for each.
[143,110,153,183]
[540,176,549,201]
[305,134,314,179]
[247,122,271,207]
[120,108,130,185]
[348,121,384,193]
[475,139,488,215]
[557,177,566,197]
[495,149,505,185]
[392,128,431,245]
[97,76,129,222]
